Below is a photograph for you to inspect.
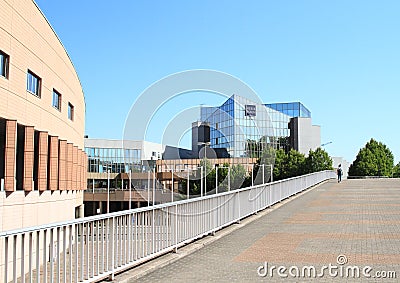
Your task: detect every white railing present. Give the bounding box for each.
[0,170,335,283]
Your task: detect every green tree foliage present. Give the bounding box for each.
[215,162,229,192]
[230,164,247,189]
[393,162,400,178]
[304,147,333,174]
[268,147,332,181]
[273,149,286,180]
[179,160,250,196]
[253,145,275,184]
[348,139,394,177]
[285,149,306,178]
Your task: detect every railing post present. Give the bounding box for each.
[12,235,17,282]
[109,217,115,280]
[21,233,25,283]
[236,192,241,223]
[28,232,33,283]
[4,236,8,283]
[173,205,178,253]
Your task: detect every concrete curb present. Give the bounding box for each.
[111,180,331,282]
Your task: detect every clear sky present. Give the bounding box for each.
[35,0,400,164]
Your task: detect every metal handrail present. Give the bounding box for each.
[0,170,335,282]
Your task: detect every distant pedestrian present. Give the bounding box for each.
[337,164,343,183]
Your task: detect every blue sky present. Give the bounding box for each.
[35,0,400,164]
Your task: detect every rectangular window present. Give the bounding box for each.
[52,89,61,111]
[27,70,41,97]
[68,102,74,121]
[0,50,9,79]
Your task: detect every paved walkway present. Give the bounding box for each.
[120,179,400,282]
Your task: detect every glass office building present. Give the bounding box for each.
[265,102,311,118]
[200,95,312,158]
[84,139,163,190]
[85,147,142,174]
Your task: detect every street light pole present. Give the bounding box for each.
[228,166,231,191]
[152,170,155,206]
[147,170,150,206]
[200,166,203,197]
[171,166,174,203]
[215,166,218,194]
[205,165,208,196]
[251,164,254,186]
[187,167,190,200]
[107,170,110,213]
[129,169,132,210]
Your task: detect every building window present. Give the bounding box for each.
[68,103,74,121]
[0,50,9,79]
[27,70,41,97]
[52,89,61,111]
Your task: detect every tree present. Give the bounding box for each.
[285,149,306,178]
[273,149,286,181]
[304,147,333,174]
[179,158,216,196]
[393,162,400,178]
[348,139,394,177]
[253,145,275,184]
[230,164,248,189]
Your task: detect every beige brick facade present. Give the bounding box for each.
[0,0,88,280]
[0,0,87,231]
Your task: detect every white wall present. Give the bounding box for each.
[332,157,350,179]
[290,117,321,155]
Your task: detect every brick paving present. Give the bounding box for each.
[132,179,400,282]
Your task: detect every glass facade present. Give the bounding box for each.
[265,102,311,118]
[85,147,142,173]
[201,95,312,157]
[201,95,275,158]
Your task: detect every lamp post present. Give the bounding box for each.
[228,166,231,191]
[187,167,190,200]
[129,169,132,210]
[215,165,218,194]
[201,166,204,197]
[152,170,156,206]
[204,164,207,196]
[147,170,150,206]
[107,170,110,213]
[171,166,174,203]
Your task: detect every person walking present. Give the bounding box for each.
[337,164,343,183]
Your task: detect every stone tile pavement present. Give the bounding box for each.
[115,179,400,282]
